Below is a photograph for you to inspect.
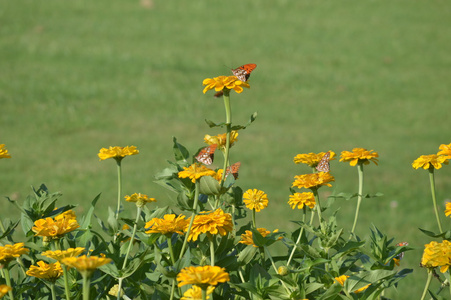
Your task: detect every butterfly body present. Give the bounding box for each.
[231,63,257,82]
[316,151,331,172]
[196,144,217,165]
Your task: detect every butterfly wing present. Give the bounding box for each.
[232,63,257,82]
[225,162,241,179]
[195,144,218,165]
[316,151,331,172]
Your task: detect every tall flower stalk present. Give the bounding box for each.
[351,162,364,235]
[179,181,200,259]
[428,168,443,233]
[220,89,232,187]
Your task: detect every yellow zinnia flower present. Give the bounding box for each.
[178,163,217,183]
[202,76,250,94]
[438,143,451,159]
[288,192,316,209]
[187,208,233,242]
[412,154,449,170]
[204,131,239,150]
[98,146,139,161]
[239,228,280,247]
[334,275,371,293]
[421,240,451,273]
[181,285,215,300]
[243,189,269,212]
[42,247,85,263]
[0,285,12,298]
[0,243,29,265]
[340,148,379,166]
[0,144,11,159]
[177,265,230,287]
[292,172,335,190]
[125,193,156,207]
[32,210,80,240]
[293,151,336,167]
[445,202,451,217]
[26,261,63,282]
[62,255,112,273]
[145,214,189,236]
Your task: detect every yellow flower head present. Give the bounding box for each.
[178,163,217,183]
[0,285,12,298]
[340,148,379,166]
[42,247,85,262]
[0,144,11,159]
[125,193,156,207]
[239,228,280,247]
[61,255,112,273]
[292,172,335,190]
[108,284,124,298]
[204,131,239,150]
[438,143,451,159]
[445,202,451,217]
[202,76,250,94]
[26,261,63,281]
[288,192,316,210]
[187,208,233,242]
[98,146,139,161]
[32,210,80,239]
[0,243,29,265]
[334,275,370,294]
[177,265,230,287]
[145,214,189,236]
[421,240,451,273]
[181,285,215,300]
[293,151,336,167]
[412,154,449,170]
[243,189,269,212]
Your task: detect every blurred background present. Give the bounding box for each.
[1,1,450,298]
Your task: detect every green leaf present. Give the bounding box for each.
[205,119,226,128]
[231,112,258,130]
[198,176,221,195]
[419,228,451,239]
[81,193,101,229]
[237,245,258,265]
[172,137,190,161]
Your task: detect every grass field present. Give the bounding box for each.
[1,1,451,298]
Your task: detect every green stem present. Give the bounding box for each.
[287,208,306,267]
[209,234,215,266]
[62,264,72,300]
[201,287,207,300]
[351,162,364,235]
[82,272,91,300]
[169,279,176,300]
[429,168,443,233]
[252,209,257,229]
[179,181,200,259]
[167,235,176,265]
[115,159,123,220]
[312,189,322,225]
[50,282,57,300]
[420,270,433,300]
[3,266,14,300]
[220,89,232,187]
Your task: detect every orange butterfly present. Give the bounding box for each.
[225,162,241,179]
[195,144,217,165]
[232,63,257,82]
[316,151,331,172]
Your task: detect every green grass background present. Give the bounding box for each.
[1,0,451,298]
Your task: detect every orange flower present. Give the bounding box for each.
[187,208,233,242]
[340,148,379,166]
[292,172,335,190]
[202,76,250,94]
[32,210,80,240]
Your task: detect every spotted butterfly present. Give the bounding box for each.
[232,63,257,82]
[225,162,241,179]
[316,151,331,172]
[195,144,217,165]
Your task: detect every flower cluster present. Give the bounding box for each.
[293,151,335,168]
[32,210,80,240]
[0,243,29,265]
[0,144,11,159]
[42,247,85,263]
[421,240,451,273]
[239,228,280,247]
[98,146,139,161]
[202,76,250,94]
[412,143,451,170]
[178,163,217,183]
[125,193,156,207]
[0,285,12,298]
[177,265,230,288]
[62,255,112,273]
[187,208,233,242]
[145,214,189,236]
[204,131,238,150]
[26,261,63,282]
[340,148,379,166]
[292,172,335,190]
[243,189,269,212]
[181,285,215,300]
[288,192,316,209]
